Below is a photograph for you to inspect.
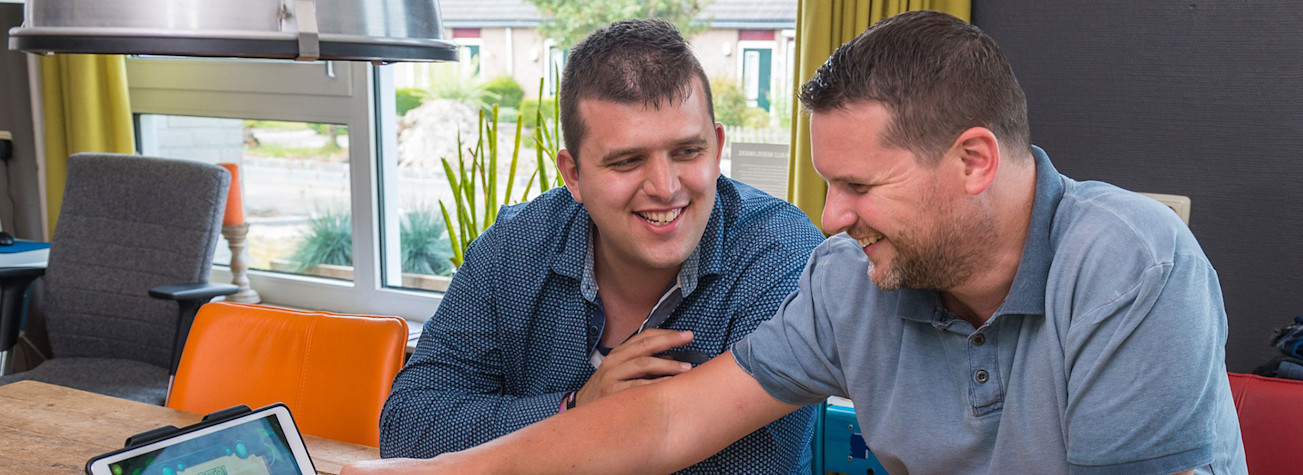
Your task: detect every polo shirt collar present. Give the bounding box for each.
[896,145,1062,323]
[997,145,1061,317]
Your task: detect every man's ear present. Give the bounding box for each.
[713,122,726,168]
[950,127,1000,195]
[557,149,583,203]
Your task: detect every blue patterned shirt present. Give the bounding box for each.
[381,176,825,473]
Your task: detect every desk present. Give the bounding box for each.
[0,243,49,268]
[0,244,49,373]
[0,381,378,474]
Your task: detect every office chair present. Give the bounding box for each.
[0,153,236,404]
[167,302,409,447]
[1227,372,1303,474]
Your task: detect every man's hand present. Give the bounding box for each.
[575,329,694,407]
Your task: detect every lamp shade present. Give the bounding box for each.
[7,0,459,63]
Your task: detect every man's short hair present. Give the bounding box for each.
[799,10,1031,163]
[559,18,714,160]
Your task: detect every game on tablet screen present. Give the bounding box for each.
[104,414,302,475]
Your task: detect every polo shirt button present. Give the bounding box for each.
[587,325,599,336]
[975,370,989,384]
[971,334,986,346]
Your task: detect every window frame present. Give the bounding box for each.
[126,57,442,320]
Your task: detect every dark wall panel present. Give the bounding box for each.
[973,0,1303,372]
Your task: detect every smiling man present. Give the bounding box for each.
[376,18,824,473]
[350,11,1245,475]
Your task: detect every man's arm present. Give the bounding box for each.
[347,347,803,474]
[1055,200,1239,473]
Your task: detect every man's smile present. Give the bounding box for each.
[637,207,685,226]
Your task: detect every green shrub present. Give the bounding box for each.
[244,120,310,130]
[291,210,352,271]
[520,98,557,128]
[401,208,455,276]
[397,87,426,117]
[496,107,520,125]
[483,75,525,110]
[710,78,770,128]
[427,63,490,111]
[290,208,458,276]
[771,84,792,129]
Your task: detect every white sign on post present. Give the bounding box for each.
[729,142,790,199]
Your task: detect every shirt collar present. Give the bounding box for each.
[554,175,733,301]
[896,145,1063,323]
[997,145,1062,317]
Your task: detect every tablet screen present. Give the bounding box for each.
[88,405,312,475]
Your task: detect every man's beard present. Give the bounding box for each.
[870,201,996,292]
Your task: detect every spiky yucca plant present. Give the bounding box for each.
[439,77,565,267]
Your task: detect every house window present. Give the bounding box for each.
[544,40,567,98]
[453,28,483,75]
[737,31,777,112]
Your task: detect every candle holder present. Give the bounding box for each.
[221,224,261,303]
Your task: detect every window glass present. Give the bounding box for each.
[138,115,352,281]
[380,61,564,292]
[124,2,799,320]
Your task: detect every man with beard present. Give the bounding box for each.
[346,11,1246,475]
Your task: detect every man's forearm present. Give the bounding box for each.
[371,353,801,473]
[379,389,569,458]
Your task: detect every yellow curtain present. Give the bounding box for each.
[40,54,135,237]
[786,0,970,230]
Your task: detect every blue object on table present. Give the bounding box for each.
[0,241,50,254]
[823,403,888,475]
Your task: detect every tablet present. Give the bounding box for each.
[86,403,315,475]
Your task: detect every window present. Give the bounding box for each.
[128,58,440,319]
[124,6,799,322]
[737,30,778,112]
[544,39,567,98]
[137,115,353,281]
[452,28,483,75]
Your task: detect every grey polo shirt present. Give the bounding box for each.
[733,147,1246,474]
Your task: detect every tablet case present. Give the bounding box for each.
[84,403,311,474]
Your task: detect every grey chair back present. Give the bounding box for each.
[43,153,229,369]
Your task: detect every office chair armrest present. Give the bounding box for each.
[149,283,239,378]
[148,283,239,302]
[0,267,46,353]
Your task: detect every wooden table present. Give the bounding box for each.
[0,380,378,474]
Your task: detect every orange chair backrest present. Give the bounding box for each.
[1227,372,1303,474]
[167,302,408,447]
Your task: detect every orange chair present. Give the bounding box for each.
[1227,372,1303,474]
[167,302,408,447]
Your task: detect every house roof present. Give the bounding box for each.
[439,0,795,29]
[440,0,543,27]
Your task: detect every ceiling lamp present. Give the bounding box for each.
[8,0,459,63]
